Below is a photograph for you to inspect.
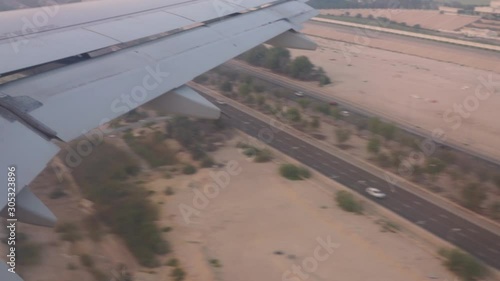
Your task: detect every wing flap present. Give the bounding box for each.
[144,85,221,119]
[0,1,310,142]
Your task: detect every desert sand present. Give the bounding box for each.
[320,9,480,31]
[288,25,500,161]
[156,138,458,281]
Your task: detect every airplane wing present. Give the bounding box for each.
[0,0,317,279]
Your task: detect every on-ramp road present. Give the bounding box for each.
[200,93,500,270]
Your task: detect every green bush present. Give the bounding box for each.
[367,137,381,154]
[279,164,311,180]
[171,267,186,281]
[439,248,488,281]
[55,222,82,242]
[80,254,94,268]
[167,258,179,267]
[461,183,486,211]
[183,164,197,175]
[201,156,215,168]
[165,186,175,196]
[72,142,169,268]
[335,191,363,214]
[209,259,222,268]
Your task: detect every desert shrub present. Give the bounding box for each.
[280,164,310,180]
[335,191,363,214]
[183,164,197,175]
[439,248,488,281]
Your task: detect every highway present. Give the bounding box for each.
[224,60,500,167]
[199,93,500,270]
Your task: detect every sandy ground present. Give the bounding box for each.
[320,9,480,31]
[156,138,459,281]
[302,22,500,73]
[287,28,500,161]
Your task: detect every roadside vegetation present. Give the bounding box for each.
[439,248,489,281]
[72,142,169,267]
[195,61,500,221]
[238,45,331,86]
[279,164,311,180]
[236,142,273,163]
[335,190,363,214]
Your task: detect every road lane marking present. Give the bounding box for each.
[349,169,356,173]
[403,203,412,208]
[467,228,478,234]
[429,217,437,222]
[489,249,499,254]
[439,214,448,219]
[413,201,422,205]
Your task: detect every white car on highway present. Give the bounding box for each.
[294,91,305,97]
[365,187,386,198]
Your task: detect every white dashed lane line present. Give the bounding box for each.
[439,214,448,219]
[413,201,422,205]
[467,228,478,234]
[429,217,438,222]
[403,203,412,209]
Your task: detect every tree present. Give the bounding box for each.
[286,107,301,122]
[243,44,268,66]
[238,83,251,96]
[461,183,486,211]
[264,47,290,73]
[368,117,382,134]
[367,137,381,154]
[220,81,232,92]
[335,128,351,144]
[379,123,397,141]
[289,56,314,79]
[319,75,331,86]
